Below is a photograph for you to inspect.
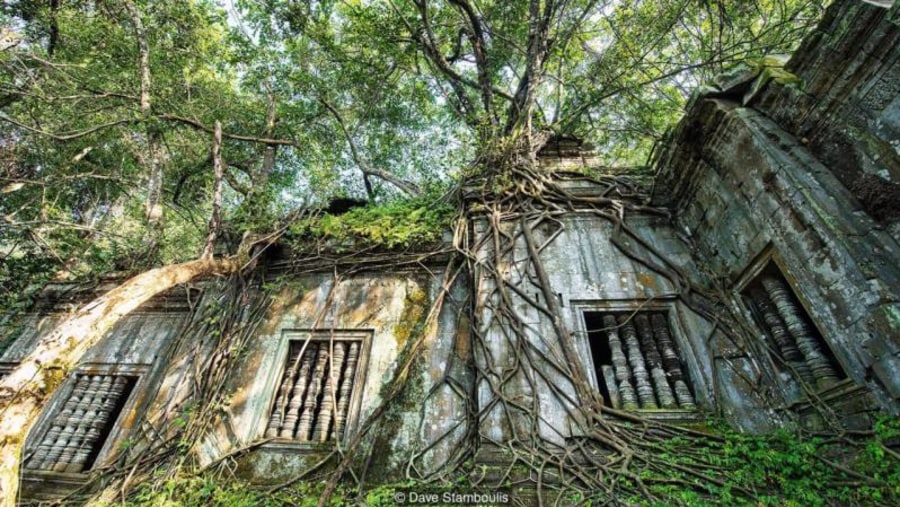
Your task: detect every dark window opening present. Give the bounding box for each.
[742,262,846,389]
[267,339,361,442]
[583,310,696,410]
[25,374,137,473]
[584,311,613,406]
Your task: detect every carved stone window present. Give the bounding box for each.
[741,263,845,390]
[266,336,363,442]
[25,374,136,473]
[583,311,695,410]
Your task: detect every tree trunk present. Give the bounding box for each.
[0,257,238,507]
[246,92,278,219]
[122,1,164,241]
[256,93,278,191]
[201,121,224,260]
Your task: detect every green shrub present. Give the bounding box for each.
[289,194,454,250]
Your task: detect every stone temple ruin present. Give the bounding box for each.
[1,0,898,502]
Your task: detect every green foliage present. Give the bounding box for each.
[289,194,454,251]
[556,0,823,165]
[853,417,900,502]
[109,418,899,507]
[364,482,410,507]
[719,430,832,505]
[121,473,488,507]
[1,0,827,298]
[614,417,900,507]
[0,254,53,314]
[125,473,350,507]
[1,0,240,301]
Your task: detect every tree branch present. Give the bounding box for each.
[447,0,497,127]
[390,0,513,122]
[158,115,295,145]
[223,167,252,196]
[319,98,421,197]
[0,114,136,141]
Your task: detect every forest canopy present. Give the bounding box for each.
[1,0,825,298]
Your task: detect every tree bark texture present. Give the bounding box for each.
[201,121,224,260]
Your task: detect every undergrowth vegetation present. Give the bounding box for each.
[116,417,899,507]
[634,416,900,507]
[126,475,348,507]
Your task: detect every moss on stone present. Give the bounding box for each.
[392,281,427,348]
[366,282,432,483]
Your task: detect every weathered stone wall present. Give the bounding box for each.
[0,266,471,494]
[469,170,796,454]
[187,268,471,484]
[652,0,900,429]
[755,0,900,227]
[0,284,195,500]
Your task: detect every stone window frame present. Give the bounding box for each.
[733,246,852,399]
[22,362,148,477]
[260,329,372,449]
[571,299,704,421]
